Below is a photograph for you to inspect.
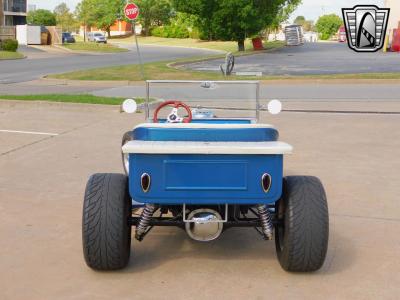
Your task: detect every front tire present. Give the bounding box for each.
[275,176,329,272]
[82,173,132,270]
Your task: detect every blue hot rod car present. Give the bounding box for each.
[82,81,329,272]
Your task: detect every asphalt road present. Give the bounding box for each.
[0,44,219,84]
[0,100,399,299]
[1,79,400,104]
[93,81,400,101]
[185,42,400,75]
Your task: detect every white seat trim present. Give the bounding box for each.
[134,123,275,129]
[122,141,293,155]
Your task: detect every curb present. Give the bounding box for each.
[2,99,399,115]
[111,41,225,53]
[0,98,153,114]
[40,77,143,86]
[0,99,121,111]
[0,54,26,61]
[52,44,129,55]
[52,44,75,53]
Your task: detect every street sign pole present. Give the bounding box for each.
[133,22,145,79]
[125,2,145,79]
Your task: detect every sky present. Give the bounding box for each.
[29,0,385,22]
[289,0,385,22]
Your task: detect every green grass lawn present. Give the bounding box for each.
[111,36,284,53]
[62,42,128,53]
[49,60,228,81]
[49,40,286,81]
[0,51,25,60]
[0,94,144,105]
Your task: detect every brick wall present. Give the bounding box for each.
[0,26,15,41]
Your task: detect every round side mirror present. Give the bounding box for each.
[122,99,137,114]
[267,99,282,115]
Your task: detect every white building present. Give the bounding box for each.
[0,0,27,26]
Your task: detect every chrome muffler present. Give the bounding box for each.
[183,204,227,242]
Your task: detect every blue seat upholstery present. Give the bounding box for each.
[133,126,279,142]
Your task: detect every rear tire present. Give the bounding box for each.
[275,176,329,272]
[82,173,132,270]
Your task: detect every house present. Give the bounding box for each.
[79,20,135,37]
[0,0,27,26]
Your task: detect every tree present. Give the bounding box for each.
[92,0,126,38]
[173,0,302,51]
[294,15,305,25]
[27,9,57,26]
[151,12,196,38]
[75,0,97,41]
[54,3,77,32]
[76,0,125,38]
[268,1,301,35]
[293,15,314,32]
[135,0,173,36]
[315,14,342,40]
[302,20,314,32]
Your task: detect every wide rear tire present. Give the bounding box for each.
[82,173,132,270]
[275,176,329,272]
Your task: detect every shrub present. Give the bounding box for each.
[188,27,200,39]
[150,26,164,37]
[151,24,190,38]
[0,39,19,52]
[150,12,194,39]
[198,28,213,41]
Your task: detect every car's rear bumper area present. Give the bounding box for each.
[128,153,285,204]
[122,140,292,155]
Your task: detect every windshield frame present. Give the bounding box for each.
[145,80,260,123]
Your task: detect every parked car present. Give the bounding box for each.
[62,32,76,44]
[87,32,107,43]
[82,80,329,273]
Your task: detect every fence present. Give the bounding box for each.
[0,26,16,41]
[45,26,62,45]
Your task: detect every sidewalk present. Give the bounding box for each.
[19,45,74,59]
[2,78,400,105]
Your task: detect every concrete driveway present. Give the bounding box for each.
[0,100,399,299]
[184,42,400,75]
[0,45,220,84]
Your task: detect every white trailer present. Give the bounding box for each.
[16,25,41,45]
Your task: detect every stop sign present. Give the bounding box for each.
[124,3,139,20]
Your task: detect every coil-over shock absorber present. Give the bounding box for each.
[135,204,156,241]
[257,204,274,240]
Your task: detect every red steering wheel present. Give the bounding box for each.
[153,100,193,123]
